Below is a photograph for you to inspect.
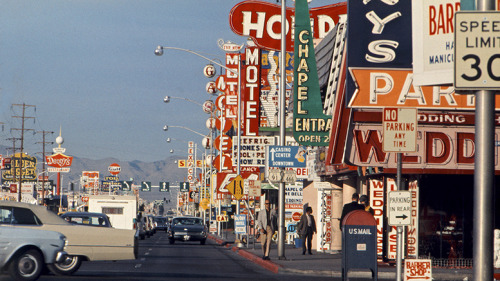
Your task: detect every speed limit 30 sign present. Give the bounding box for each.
[455,12,500,90]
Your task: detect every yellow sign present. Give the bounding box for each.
[217,215,228,222]
[226,175,244,200]
[200,198,210,210]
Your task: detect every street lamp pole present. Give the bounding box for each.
[156,44,243,234]
[164,95,203,107]
[278,0,287,260]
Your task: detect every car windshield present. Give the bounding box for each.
[62,214,109,227]
[173,218,202,225]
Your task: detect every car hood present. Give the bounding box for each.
[172,225,204,232]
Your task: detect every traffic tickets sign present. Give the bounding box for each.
[387,191,411,226]
[382,108,417,153]
[455,12,500,90]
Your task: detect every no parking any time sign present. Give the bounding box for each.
[383,108,417,153]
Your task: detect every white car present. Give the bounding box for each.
[0,226,67,281]
[0,201,138,276]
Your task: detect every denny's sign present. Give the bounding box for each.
[46,153,73,173]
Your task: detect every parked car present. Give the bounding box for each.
[0,226,67,281]
[148,215,157,234]
[60,212,112,227]
[0,201,138,276]
[168,216,207,245]
[153,216,169,232]
[134,213,147,240]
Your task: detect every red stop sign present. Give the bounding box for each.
[292,212,302,221]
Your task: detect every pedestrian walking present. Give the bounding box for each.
[298,206,317,255]
[256,200,277,260]
[359,195,375,215]
[339,193,364,229]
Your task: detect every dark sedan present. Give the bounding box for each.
[60,212,112,228]
[168,217,207,245]
[153,216,169,232]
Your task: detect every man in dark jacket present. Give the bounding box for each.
[298,206,317,255]
[339,193,364,229]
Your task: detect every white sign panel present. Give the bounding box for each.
[388,191,412,226]
[383,108,417,153]
[412,0,459,86]
[232,136,275,167]
[455,12,500,90]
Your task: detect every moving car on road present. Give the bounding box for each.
[168,216,207,245]
[60,212,112,227]
[0,226,67,281]
[153,216,169,232]
[0,201,138,276]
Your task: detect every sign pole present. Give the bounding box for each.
[475,2,495,280]
[396,152,402,281]
[278,0,287,260]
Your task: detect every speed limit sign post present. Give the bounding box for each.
[455,11,500,90]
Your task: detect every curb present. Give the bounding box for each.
[233,247,281,274]
[208,234,481,280]
[208,234,280,273]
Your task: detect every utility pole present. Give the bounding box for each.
[12,103,36,202]
[36,130,54,205]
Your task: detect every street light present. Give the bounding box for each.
[164,95,203,107]
[155,44,243,217]
[163,125,207,138]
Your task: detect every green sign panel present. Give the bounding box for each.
[180,182,189,192]
[120,181,132,191]
[159,182,169,192]
[141,181,151,192]
[292,0,331,146]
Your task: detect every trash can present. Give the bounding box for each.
[294,238,303,248]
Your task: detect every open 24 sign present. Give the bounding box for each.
[455,12,500,90]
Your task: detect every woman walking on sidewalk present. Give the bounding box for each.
[298,206,317,255]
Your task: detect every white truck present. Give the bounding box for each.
[87,195,137,230]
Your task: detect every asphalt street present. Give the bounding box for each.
[1,231,362,281]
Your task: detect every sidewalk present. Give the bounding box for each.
[208,230,498,280]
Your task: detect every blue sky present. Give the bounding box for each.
[0,0,340,163]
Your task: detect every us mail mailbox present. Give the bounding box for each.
[342,210,377,280]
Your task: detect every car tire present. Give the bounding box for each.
[8,249,43,281]
[47,255,82,276]
[169,238,175,244]
[200,239,206,245]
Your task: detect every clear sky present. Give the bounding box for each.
[0,0,340,163]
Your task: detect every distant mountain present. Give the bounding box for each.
[0,144,187,187]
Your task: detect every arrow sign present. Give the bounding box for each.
[388,191,411,226]
[395,214,408,220]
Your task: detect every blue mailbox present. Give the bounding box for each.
[342,210,377,280]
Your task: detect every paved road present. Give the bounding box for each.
[2,231,359,281]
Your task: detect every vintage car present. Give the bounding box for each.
[0,201,138,276]
[60,212,112,227]
[168,216,207,245]
[153,216,169,232]
[0,226,67,281]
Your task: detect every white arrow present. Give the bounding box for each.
[270,148,276,162]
